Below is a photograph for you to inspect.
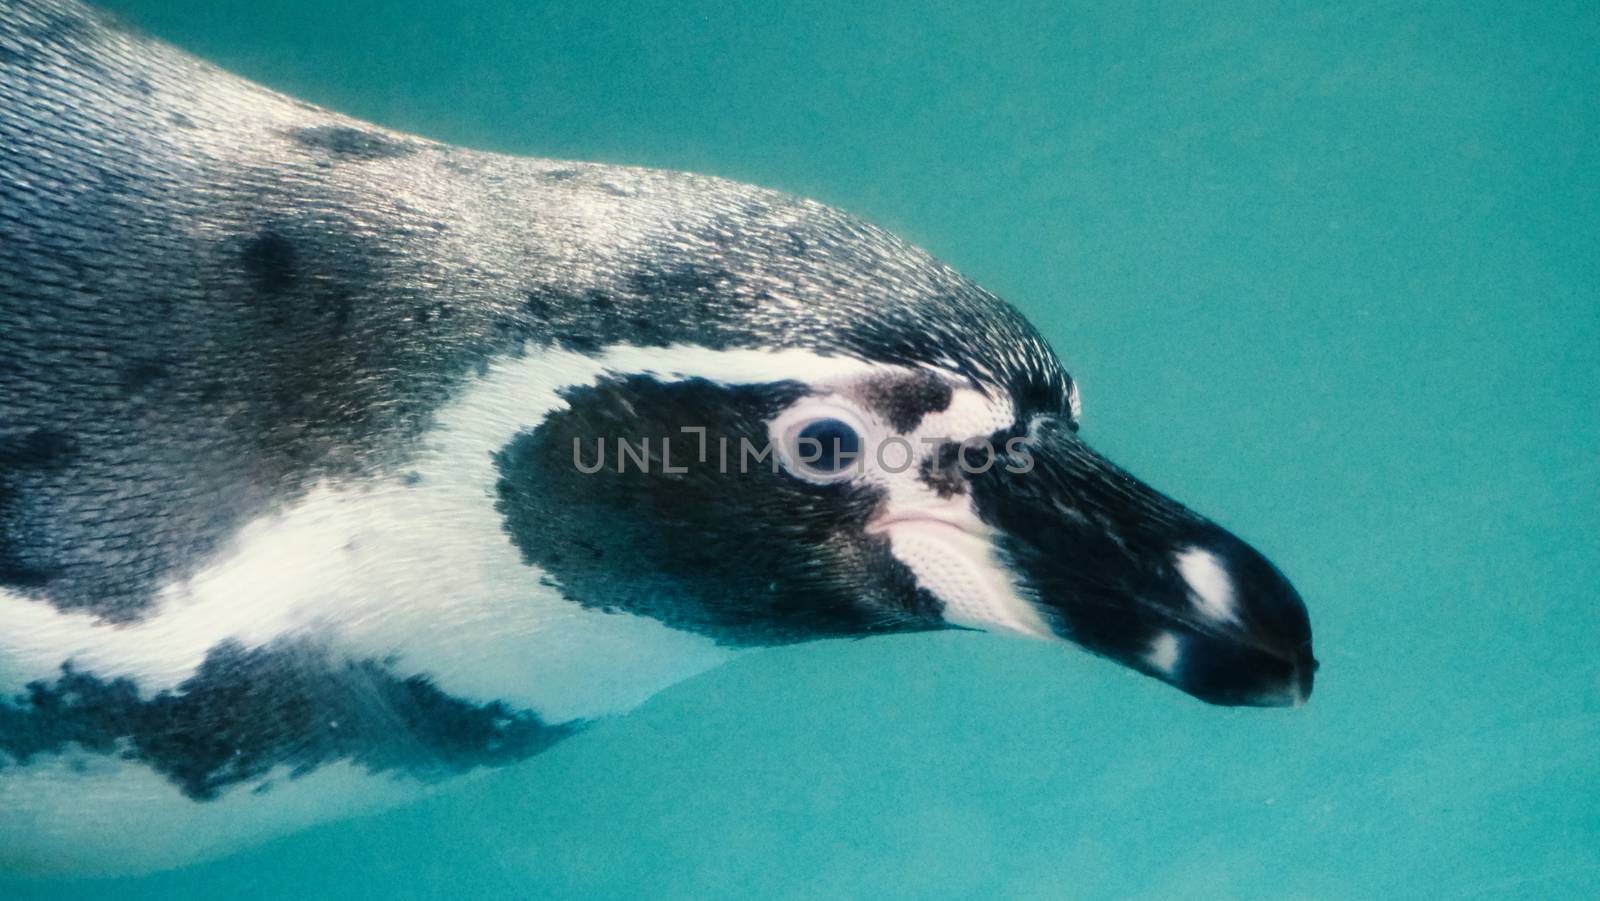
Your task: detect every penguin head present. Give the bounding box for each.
[492,187,1315,707]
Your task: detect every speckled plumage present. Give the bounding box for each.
[0,0,1068,624]
[0,0,1312,876]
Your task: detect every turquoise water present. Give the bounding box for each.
[8,0,1598,896]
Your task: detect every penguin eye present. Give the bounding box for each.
[788,417,862,478]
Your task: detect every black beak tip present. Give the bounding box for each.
[1213,537,1316,708]
[1292,645,1319,707]
[1162,601,1317,708]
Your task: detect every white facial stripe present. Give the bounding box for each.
[598,343,894,386]
[878,519,1052,639]
[920,386,1015,442]
[1145,631,1182,676]
[820,375,1049,641]
[1175,546,1239,624]
[0,343,901,717]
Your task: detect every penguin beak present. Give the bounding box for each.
[968,420,1316,707]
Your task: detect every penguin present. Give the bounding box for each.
[0,0,1316,875]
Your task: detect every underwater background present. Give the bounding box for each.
[5,0,1597,897]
